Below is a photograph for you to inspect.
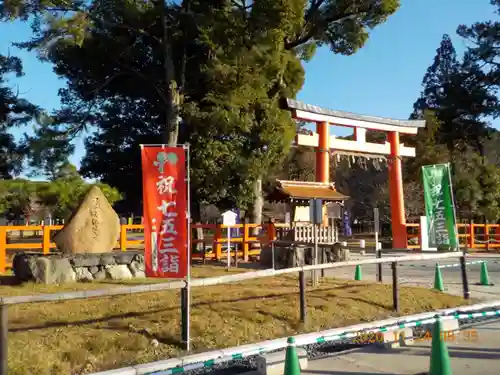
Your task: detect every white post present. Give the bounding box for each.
[420,216,436,251]
[227,226,231,269]
[359,239,365,249]
[313,223,319,287]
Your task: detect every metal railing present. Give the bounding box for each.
[0,249,470,375]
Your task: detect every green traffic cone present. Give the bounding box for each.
[429,317,453,375]
[284,337,301,375]
[434,264,445,292]
[354,265,362,281]
[480,261,493,286]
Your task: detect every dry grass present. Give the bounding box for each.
[3,265,468,375]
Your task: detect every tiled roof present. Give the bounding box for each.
[267,180,349,202]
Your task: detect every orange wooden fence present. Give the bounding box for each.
[405,223,500,250]
[1,222,498,273]
[0,223,280,273]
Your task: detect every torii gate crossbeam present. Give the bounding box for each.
[283,99,426,249]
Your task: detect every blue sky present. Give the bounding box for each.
[0,0,497,175]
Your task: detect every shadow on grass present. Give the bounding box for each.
[9,283,367,334]
[9,291,301,332]
[101,324,184,347]
[344,296,391,310]
[0,276,20,286]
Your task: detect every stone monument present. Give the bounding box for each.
[54,186,120,253]
[12,186,147,284]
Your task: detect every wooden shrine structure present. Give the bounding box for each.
[281,99,426,248]
[267,180,348,243]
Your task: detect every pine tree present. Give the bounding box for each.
[2,0,401,213]
[0,54,39,178]
[412,35,496,156]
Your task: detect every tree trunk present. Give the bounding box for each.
[190,201,204,251]
[158,0,185,147]
[250,178,264,248]
[165,81,182,146]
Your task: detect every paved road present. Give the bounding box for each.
[326,254,500,300]
[300,318,500,375]
[231,317,500,375]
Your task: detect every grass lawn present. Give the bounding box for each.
[3,264,469,375]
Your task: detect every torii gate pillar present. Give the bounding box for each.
[284,99,426,249]
[316,122,329,183]
[388,131,406,248]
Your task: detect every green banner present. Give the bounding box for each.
[422,163,458,249]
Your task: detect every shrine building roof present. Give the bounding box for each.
[267,180,349,203]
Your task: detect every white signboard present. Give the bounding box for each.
[221,210,237,225]
[327,203,341,219]
[221,210,237,269]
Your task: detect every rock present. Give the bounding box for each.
[99,254,116,265]
[133,254,145,264]
[135,270,146,278]
[130,260,145,272]
[150,339,159,348]
[106,265,133,280]
[75,267,94,282]
[93,270,107,280]
[13,252,146,284]
[260,245,308,269]
[128,263,145,278]
[288,246,307,267]
[68,254,101,267]
[129,268,146,278]
[53,186,120,254]
[13,253,39,282]
[330,243,350,262]
[114,252,136,265]
[32,257,76,284]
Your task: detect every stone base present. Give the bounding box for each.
[260,243,350,269]
[12,251,145,284]
[377,328,414,348]
[256,348,308,375]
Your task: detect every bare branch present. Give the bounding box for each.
[285,12,366,50]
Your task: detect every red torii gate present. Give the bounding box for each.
[283,99,426,248]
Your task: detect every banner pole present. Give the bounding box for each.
[446,162,460,251]
[182,143,192,352]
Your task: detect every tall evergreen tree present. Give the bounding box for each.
[411,34,497,156]
[2,0,401,215]
[0,54,39,178]
[457,0,500,96]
